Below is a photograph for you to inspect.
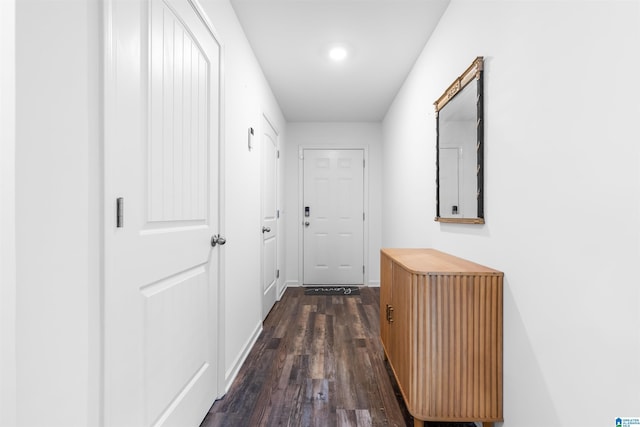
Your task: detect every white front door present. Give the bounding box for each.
[104,1,223,426]
[261,115,278,319]
[303,149,364,285]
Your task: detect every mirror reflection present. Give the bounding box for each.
[435,57,484,224]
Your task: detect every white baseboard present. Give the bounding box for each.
[285,280,300,288]
[277,282,288,300]
[368,280,380,287]
[223,322,262,394]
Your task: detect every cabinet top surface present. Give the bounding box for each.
[381,248,503,276]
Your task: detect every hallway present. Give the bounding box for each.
[202,287,478,427]
[4,1,639,426]
[202,287,410,426]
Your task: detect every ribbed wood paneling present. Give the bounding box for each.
[390,263,413,401]
[380,249,503,426]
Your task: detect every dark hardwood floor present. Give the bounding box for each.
[201,287,475,427]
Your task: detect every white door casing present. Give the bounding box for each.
[104,1,224,426]
[261,115,278,319]
[302,149,364,285]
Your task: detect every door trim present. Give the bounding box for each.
[298,147,369,286]
[197,0,228,398]
[102,0,227,416]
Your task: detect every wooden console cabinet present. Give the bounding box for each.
[380,249,503,427]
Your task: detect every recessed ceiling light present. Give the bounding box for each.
[329,46,348,62]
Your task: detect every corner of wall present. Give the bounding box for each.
[223,321,262,394]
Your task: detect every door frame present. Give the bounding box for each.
[298,146,369,286]
[102,0,227,413]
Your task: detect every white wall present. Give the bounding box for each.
[284,122,382,287]
[383,1,640,426]
[14,0,102,425]
[199,0,287,389]
[0,0,17,425]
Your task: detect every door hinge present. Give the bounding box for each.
[363,212,365,221]
[363,265,365,274]
[116,197,124,228]
[277,150,280,159]
[276,269,280,279]
[277,209,280,219]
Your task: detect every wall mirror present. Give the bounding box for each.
[434,56,484,224]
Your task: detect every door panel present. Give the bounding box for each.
[261,116,278,319]
[149,0,210,223]
[303,149,364,285]
[105,1,222,425]
[143,267,209,423]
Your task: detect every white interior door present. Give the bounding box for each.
[261,116,278,319]
[303,149,364,285]
[104,1,223,426]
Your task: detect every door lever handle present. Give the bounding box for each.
[262,226,271,233]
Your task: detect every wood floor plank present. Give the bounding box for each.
[203,287,473,427]
[309,314,326,379]
[356,409,373,427]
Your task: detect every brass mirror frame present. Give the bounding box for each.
[434,56,484,224]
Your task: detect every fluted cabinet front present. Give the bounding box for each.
[380,249,503,427]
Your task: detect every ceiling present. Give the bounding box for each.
[230,0,450,122]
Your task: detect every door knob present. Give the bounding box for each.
[304,221,310,227]
[262,226,271,233]
[211,234,226,247]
